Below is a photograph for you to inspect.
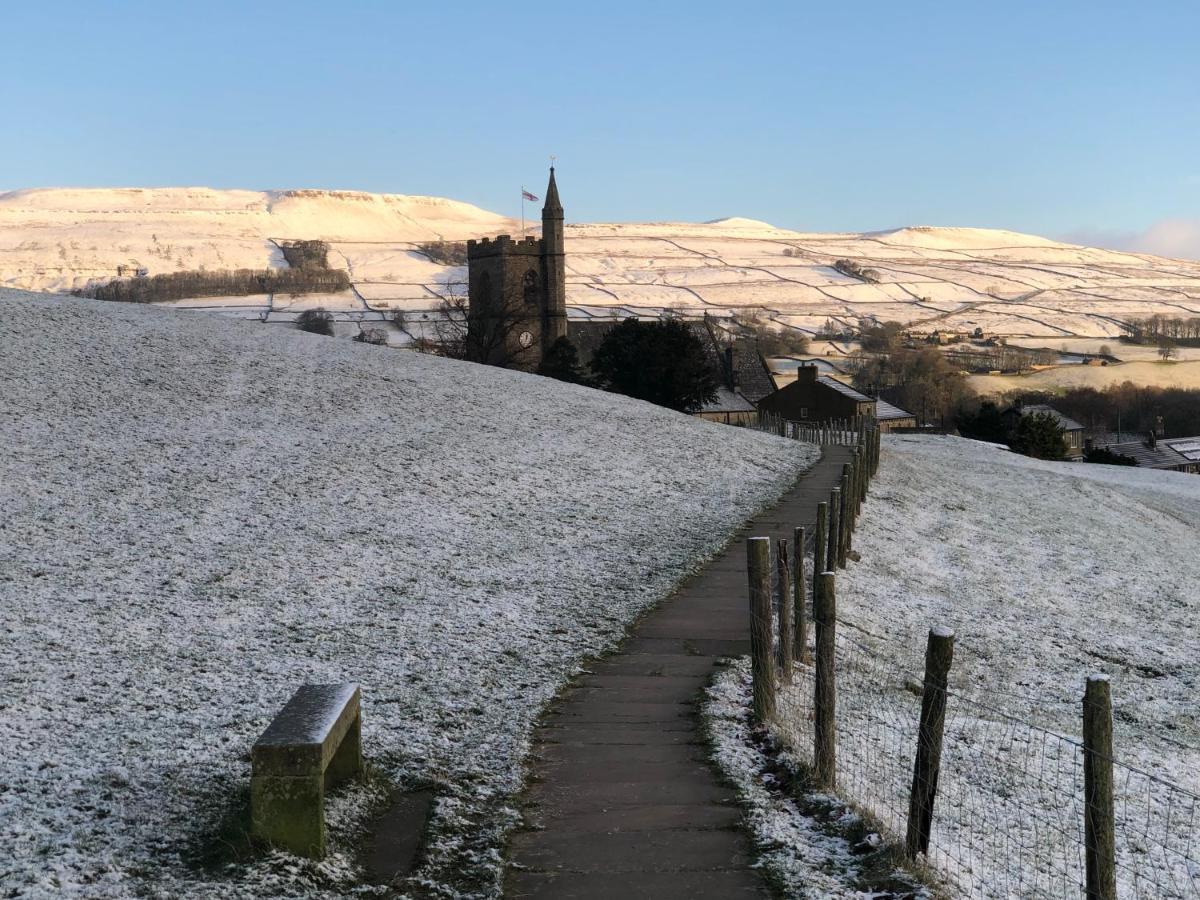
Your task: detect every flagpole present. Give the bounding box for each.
[521,188,525,238]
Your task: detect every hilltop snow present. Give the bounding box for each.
[0,292,815,898]
[4,186,1200,340]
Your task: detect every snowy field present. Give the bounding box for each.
[764,436,1199,896]
[5,188,1200,351]
[0,291,815,898]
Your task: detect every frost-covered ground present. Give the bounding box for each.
[0,292,813,898]
[5,187,1200,346]
[704,659,931,899]
[765,436,1200,896]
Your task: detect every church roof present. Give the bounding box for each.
[543,167,563,215]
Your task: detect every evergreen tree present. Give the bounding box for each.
[590,318,718,413]
[537,337,589,385]
[1010,411,1068,460]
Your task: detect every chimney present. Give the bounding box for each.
[797,364,819,384]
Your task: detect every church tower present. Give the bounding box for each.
[540,167,568,349]
[465,166,567,371]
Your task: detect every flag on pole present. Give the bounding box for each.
[522,189,539,202]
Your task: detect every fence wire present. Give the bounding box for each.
[770,595,1200,898]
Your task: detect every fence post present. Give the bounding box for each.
[813,571,837,789]
[827,488,841,573]
[1083,674,1117,900]
[747,537,775,722]
[905,626,955,859]
[793,526,810,665]
[839,463,853,564]
[776,539,793,681]
[814,502,828,605]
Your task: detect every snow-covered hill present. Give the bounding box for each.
[4,187,1200,340]
[0,291,814,897]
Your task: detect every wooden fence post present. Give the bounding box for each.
[813,571,837,789]
[747,537,775,722]
[793,526,810,665]
[905,626,955,859]
[838,472,851,568]
[839,464,853,564]
[814,502,828,606]
[776,540,793,681]
[1083,674,1117,900]
[827,488,841,573]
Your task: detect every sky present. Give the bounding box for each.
[3,1,1199,255]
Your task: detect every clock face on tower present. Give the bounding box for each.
[518,331,534,348]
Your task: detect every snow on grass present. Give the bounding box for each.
[704,660,931,899]
[7,187,1200,351]
[0,292,814,898]
[771,435,1200,896]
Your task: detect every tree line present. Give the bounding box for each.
[83,267,351,303]
[1121,316,1200,346]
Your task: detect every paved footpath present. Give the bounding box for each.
[505,445,852,899]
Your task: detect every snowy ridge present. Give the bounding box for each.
[4,186,1200,340]
[0,291,813,897]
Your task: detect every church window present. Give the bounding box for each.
[523,269,539,305]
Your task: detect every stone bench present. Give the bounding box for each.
[250,683,363,858]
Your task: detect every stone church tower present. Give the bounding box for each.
[466,168,568,370]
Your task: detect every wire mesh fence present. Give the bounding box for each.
[770,611,1200,898]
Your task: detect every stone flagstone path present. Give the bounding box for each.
[504,445,853,899]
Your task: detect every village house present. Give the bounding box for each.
[1099,432,1200,474]
[1003,403,1085,460]
[756,364,917,432]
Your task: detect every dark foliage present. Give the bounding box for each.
[85,266,350,304]
[279,240,333,270]
[296,309,334,336]
[859,320,905,354]
[415,241,469,266]
[1121,315,1200,346]
[1010,411,1068,460]
[1084,446,1138,466]
[955,399,1008,443]
[353,327,389,345]
[850,348,973,425]
[537,337,589,384]
[1008,383,1200,439]
[590,318,718,413]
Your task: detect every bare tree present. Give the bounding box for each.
[417,279,535,368]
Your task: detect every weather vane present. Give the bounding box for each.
[550,154,557,169]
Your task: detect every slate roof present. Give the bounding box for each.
[1013,403,1085,432]
[1105,435,1200,469]
[817,375,872,403]
[875,398,916,421]
[700,386,756,414]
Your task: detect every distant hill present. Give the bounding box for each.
[4,186,1200,341]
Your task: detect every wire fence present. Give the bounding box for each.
[771,604,1200,898]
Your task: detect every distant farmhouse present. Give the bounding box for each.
[466,168,566,371]
[756,365,917,432]
[1004,403,1086,460]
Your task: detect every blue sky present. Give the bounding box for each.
[4,1,1198,249]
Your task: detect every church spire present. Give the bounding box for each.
[542,166,563,217]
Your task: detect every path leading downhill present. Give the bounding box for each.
[505,445,852,899]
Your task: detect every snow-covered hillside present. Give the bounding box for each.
[4,187,1200,340]
[841,434,1199,786]
[0,291,815,898]
[825,436,1198,894]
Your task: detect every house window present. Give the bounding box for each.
[799,407,808,419]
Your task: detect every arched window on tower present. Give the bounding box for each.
[476,272,492,309]
[523,269,539,306]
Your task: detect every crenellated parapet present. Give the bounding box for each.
[467,234,544,259]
